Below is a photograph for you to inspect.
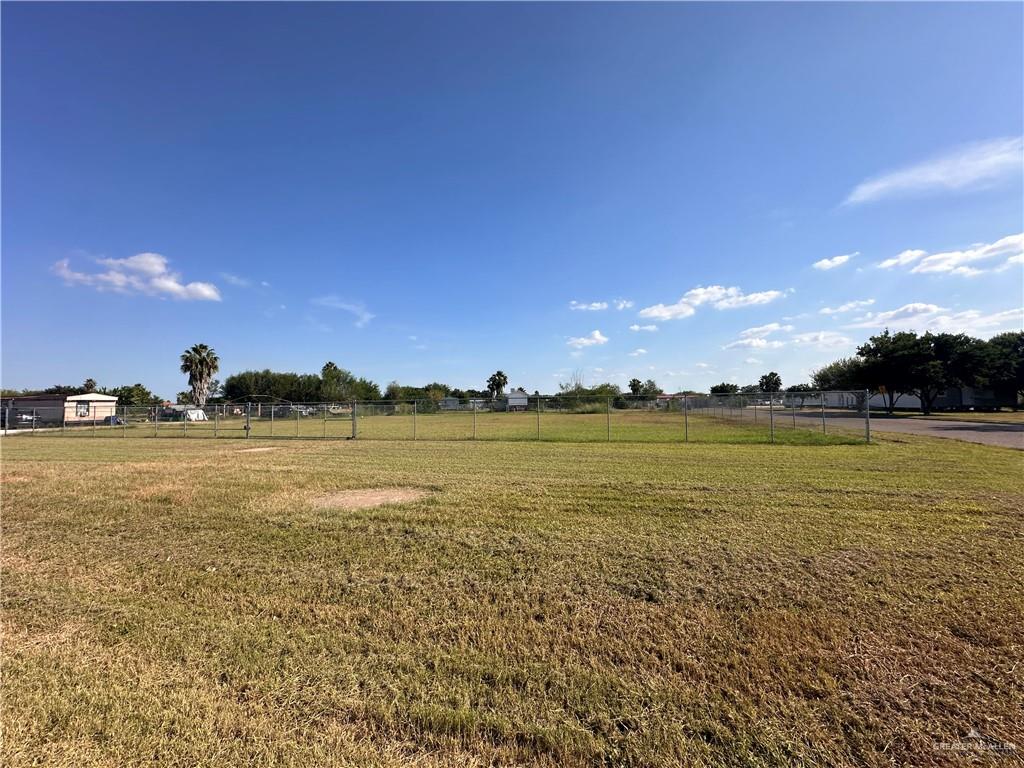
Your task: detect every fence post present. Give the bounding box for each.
[472,400,477,440]
[123,405,128,437]
[351,401,357,439]
[413,400,417,440]
[92,406,96,436]
[215,408,219,438]
[792,396,797,428]
[768,396,775,444]
[154,406,159,437]
[33,408,37,434]
[683,393,689,443]
[536,397,541,440]
[245,402,251,439]
[183,407,187,437]
[323,404,327,439]
[865,390,871,443]
[821,392,826,434]
[4,404,9,434]
[270,404,274,437]
[606,397,611,442]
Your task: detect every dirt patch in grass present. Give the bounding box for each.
[311,488,429,510]
[237,447,280,453]
[1,475,31,483]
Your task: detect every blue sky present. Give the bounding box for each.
[2,2,1022,399]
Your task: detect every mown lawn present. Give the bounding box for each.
[2,435,1021,766]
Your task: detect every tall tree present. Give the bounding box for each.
[759,371,782,392]
[82,378,97,393]
[486,370,508,398]
[628,378,642,396]
[709,382,739,394]
[857,330,921,414]
[179,344,220,407]
[980,331,1024,405]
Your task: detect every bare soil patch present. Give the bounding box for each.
[311,488,429,510]
[237,447,280,453]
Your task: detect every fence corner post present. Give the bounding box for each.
[351,401,357,439]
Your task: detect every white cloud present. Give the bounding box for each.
[570,300,608,311]
[877,249,927,270]
[739,322,793,338]
[844,136,1024,205]
[743,357,762,365]
[845,302,945,328]
[723,338,785,350]
[910,233,1023,276]
[567,330,609,349]
[614,299,634,310]
[637,298,696,321]
[628,348,647,357]
[843,303,1023,336]
[638,284,784,320]
[629,324,659,332]
[790,331,854,349]
[310,296,375,327]
[53,253,221,301]
[813,252,857,270]
[820,299,875,315]
[695,362,711,369]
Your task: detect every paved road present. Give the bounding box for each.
[816,415,1024,449]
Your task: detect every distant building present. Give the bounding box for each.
[506,388,529,412]
[439,396,461,411]
[4,393,119,426]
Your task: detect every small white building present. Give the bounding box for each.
[506,388,529,412]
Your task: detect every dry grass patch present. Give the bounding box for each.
[310,487,430,510]
[236,446,280,453]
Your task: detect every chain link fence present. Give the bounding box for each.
[3,392,871,444]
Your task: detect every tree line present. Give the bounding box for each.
[811,330,1022,414]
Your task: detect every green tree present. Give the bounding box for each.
[641,379,661,396]
[108,383,160,406]
[709,382,739,395]
[857,330,921,414]
[82,378,97,393]
[812,357,867,392]
[179,344,220,407]
[628,378,642,396]
[980,331,1024,406]
[786,383,814,408]
[758,372,782,392]
[486,371,508,398]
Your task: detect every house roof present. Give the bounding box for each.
[66,393,119,401]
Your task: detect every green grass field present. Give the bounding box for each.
[31,409,866,446]
[3,433,1021,766]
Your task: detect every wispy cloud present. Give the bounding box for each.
[569,300,608,311]
[846,303,1022,336]
[628,348,647,357]
[813,252,857,271]
[844,136,1023,205]
[723,337,785,350]
[567,330,609,349]
[876,233,1022,276]
[820,299,874,315]
[53,253,221,301]
[310,296,375,327]
[614,299,634,310]
[739,322,793,338]
[638,284,784,321]
[629,324,659,332]
[220,273,251,287]
[790,331,853,349]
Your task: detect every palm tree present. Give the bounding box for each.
[180,344,220,407]
[486,370,508,398]
[628,378,642,396]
